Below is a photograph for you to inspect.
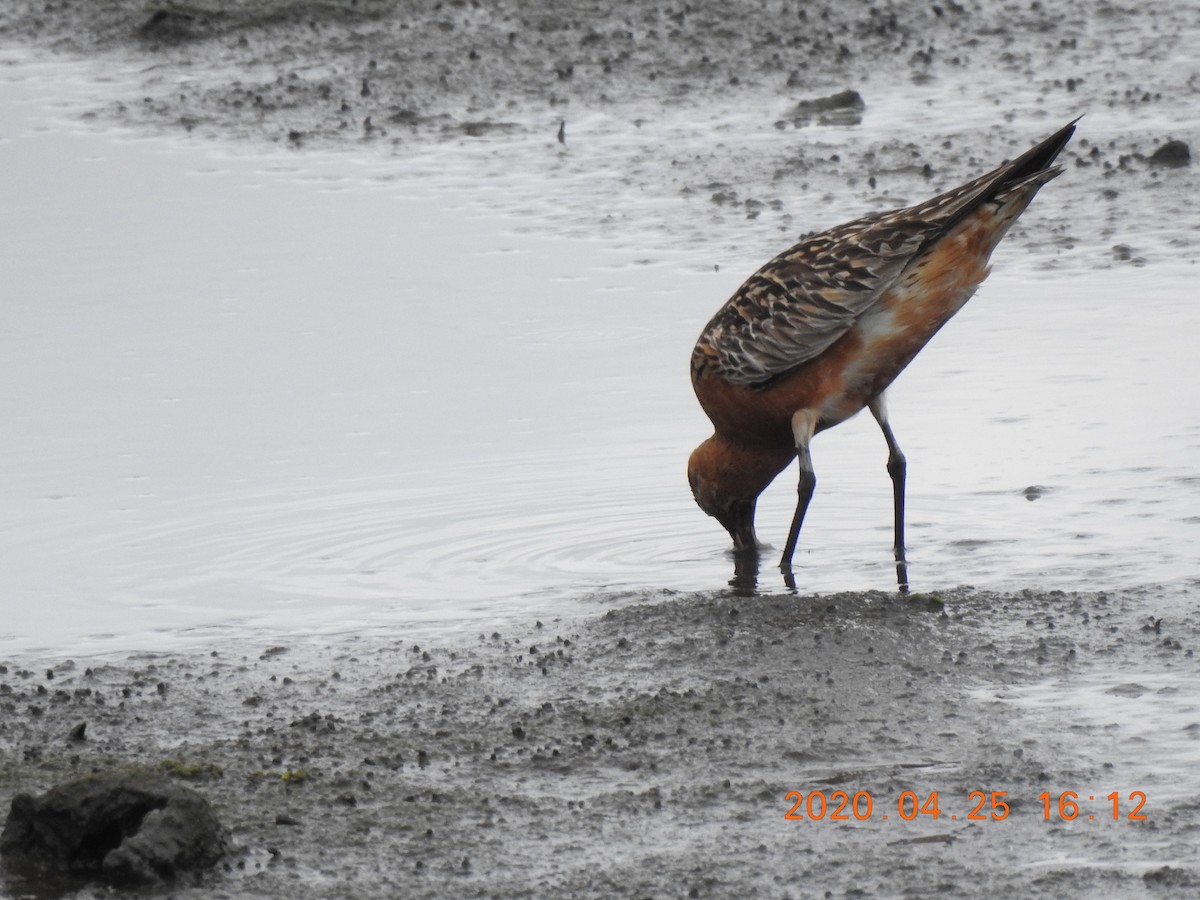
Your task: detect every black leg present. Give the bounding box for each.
[869,397,909,592]
[781,411,818,573]
[781,565,798,593]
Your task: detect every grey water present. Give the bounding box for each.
[1,48,1197,656]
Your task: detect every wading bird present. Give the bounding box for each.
[688,119,1076,589]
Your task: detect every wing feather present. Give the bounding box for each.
[694,120,1076,386]
[696,209,938,385]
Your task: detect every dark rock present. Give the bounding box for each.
[1105,682,1149,698]
[458,120,521,138]
[790,89,865,126]
[136,9,210,44]
[0,772,227,886]
[1144,866,1196,888]
[1148,139,1190,167]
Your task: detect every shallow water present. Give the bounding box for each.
[1,49,1197,656]
[972,665,1200,873]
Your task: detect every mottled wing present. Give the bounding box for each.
[693,141,1065,386]
[694,211,933,385]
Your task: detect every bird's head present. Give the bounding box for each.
[687,435,794,552]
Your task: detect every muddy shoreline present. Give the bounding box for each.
[4,586,1197,898]
[2,0,1199,896]
[3,0,1198,266]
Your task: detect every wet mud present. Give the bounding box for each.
[2,0,1199,897]
[3,587,1199,898]
[2,0,1198,265]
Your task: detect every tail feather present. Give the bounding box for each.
[996,116,1080,192]
[907,117,1079,254]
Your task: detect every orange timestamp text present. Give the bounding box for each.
[783,790,1148,823]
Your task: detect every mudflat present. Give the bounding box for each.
[3,586,1198,897]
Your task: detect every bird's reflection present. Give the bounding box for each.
[728,547,761,595]
[727,547,910,594]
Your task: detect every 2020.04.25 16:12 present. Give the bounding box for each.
[783,790,1148,823]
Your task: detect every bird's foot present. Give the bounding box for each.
[779,558,798,592]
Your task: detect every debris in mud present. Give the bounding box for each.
[1111,243,1146,265]
[133,0,385,47]
[1104,682,1149,698]
[456,120,523,138]
[1143,866,1198,889]
[0,772,228,887]
[787,89,866,126]
[1148,139,1190,167]
[136,9,210,44]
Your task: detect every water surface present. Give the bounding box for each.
[2,50,1197,655]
